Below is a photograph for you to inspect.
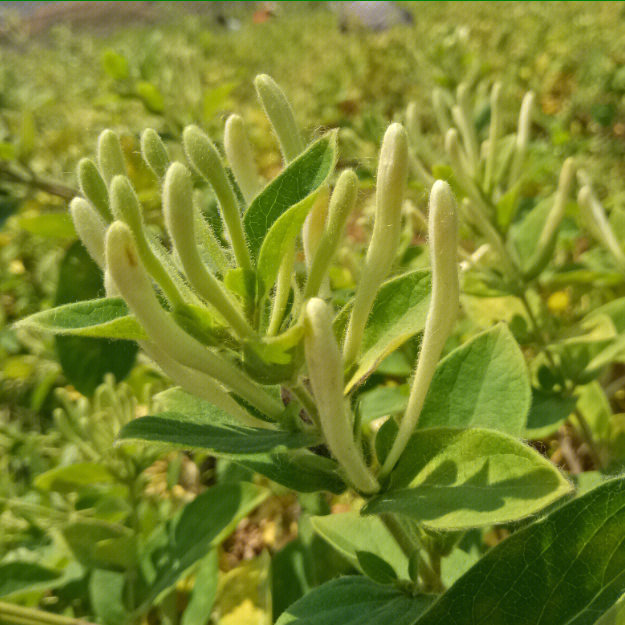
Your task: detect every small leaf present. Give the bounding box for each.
[135,80,165,113]
[364,427,572,530]
[355,552,398,584]
[275,576,434,625]
[89,569,128,625]
[311,512,409,580]
[16,297,147,341]
[181,550,218,625]
[119,412,319,455]
[101,49,129,80]
[140,482,268,606]
[244,132,337,259]
[341,270,432,393]
[417,324,531,436]
[54,242,138,395]
[233,450,346,494]
[34,463,115,493]
[0,562,61,598]
[524,388,576,439]
[256,193,317,293]
[415,477,625,625]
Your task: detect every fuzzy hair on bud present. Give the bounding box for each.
[97,129,126,185]
[304,298,379,494]
[381,180,459,476]
[141,129,170,180]
[163,162,254,339]
[254,74,303,163]
[342,123,409,366]
[77,158,111,222]
[70,198,107,269]
[183,125,251,270]
[224,114,260,203]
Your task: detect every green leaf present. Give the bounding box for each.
[243,132,337,259]
[311,512,409,580]
[119,411,319,455]
[355,552,397,585]
[101,49,129,80]
[140,482,268,606]
[18,212,76,238]
[62,521,133,569]
[342,270,432,393]
[233,450,346,494]
[415,477,625,625]
[275,576,433,625]
[595,594,625,625]
[34,463,115,493]
[16,298,147,341]
[135,80,165,113]
[364,427,572,530]
[54,242,138,395]
[257,193,317,293]
[417,325,531,436]
[524,388,577,439]
[0,562,62,598]
[89,569,128,625]
[358,385,410,423]
[181,550,218,625]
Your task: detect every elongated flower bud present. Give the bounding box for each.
[97,129,126,185]
[432,88,452,135]
[163,162,254,339]
[453,83,479,172]
[105,221,281,419]
[523,157,575,279]
[578,185,625,272]
[183,125,251,270]
[507,91,535,187]
[141,129,170,180]
[303,185,330,268]
[484,82,502,192]
[77,158,111,221]
[381,181,459,477]
[70,198,107,269]
[254,74,303,163]
[304,170,358,299]
[224,114,260,203]
[110,175,183,306]
[304,298,379,494]
[343,123,409,367]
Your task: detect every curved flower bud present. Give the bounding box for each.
[484,82,502,192]
[110,175,183,306]
[381,181,459,477]
[304,170,358,299]
[304,298,379,494]
[97,129,126,185]
[343,123,409,367]
[254,74,303,163]
[77,158,111,221]
[69,197,107,269]
[105,221,282,419]
[140,129,170,180]
[183,125,251,270]
[523,157,576,279]
[224,114,260,203]
[507,91,535,187]
[163,162,254,339]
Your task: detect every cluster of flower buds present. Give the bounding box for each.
[70,74,460,491]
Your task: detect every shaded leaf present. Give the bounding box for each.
[364,427,572,530]
[34,463,115,493]
[275,576,433,625]
[415,477,625,625]
[0,562,62,598]
[89,569,128,625]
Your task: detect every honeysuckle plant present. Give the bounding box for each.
[16,75,625,625]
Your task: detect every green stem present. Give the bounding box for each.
[0,601,97,625]
[288,383,320,429]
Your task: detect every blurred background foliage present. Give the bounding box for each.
[2,2,625,624]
